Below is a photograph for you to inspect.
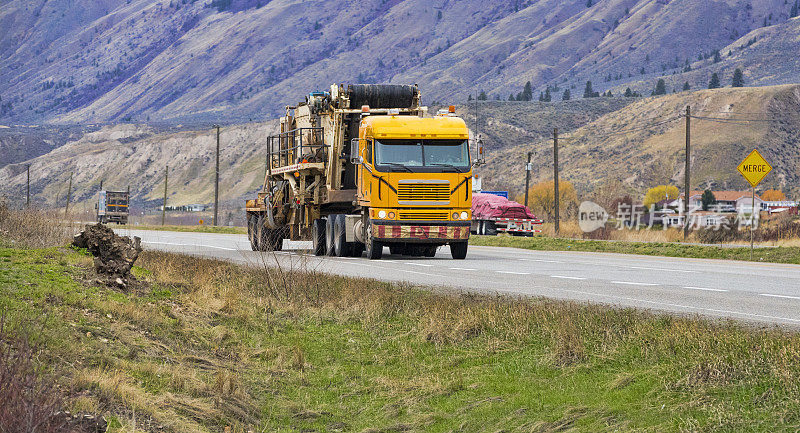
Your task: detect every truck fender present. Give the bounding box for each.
[345,214,362,243]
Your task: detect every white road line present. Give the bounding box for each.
[628,266,696,273]
[497,271,531,275]
[760,293,800,301]
[397,269,440,277]
[143,241,237,251]
[449,267,477,271]
[518,258,563,263]
[405,262,434,267]
[551,275,587,280]
[612,281,659,286]
[684,286,728,292]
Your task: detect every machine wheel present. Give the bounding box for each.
[325,216,336,256]
[312,219,326,256]
[247,213,260,251]
[365,221,383,260]
[389,244,404,255]
[269,226,285,251]
[333,215,351,257]
[450,241,468,260]
[423,245,437,257]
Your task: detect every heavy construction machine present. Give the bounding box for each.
[245,84,483,259]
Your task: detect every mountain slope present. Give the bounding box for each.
[1,0,798,123]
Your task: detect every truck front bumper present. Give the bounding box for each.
[371,220,470,242]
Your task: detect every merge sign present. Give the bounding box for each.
[737,149,772,187]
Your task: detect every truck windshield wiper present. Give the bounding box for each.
[383,162,412,172]
[430,163,460,172]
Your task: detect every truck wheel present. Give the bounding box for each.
[325,216,336,256]
[365,222,383,260]
[350,242,365,257]
[450,241,468,260]
[389,244,403,255]
[312,219,326,256]
[484,221,498,236]
[333,215,351,257]
[247,213,259,251]
[270,226,285,251]
[423,245,437,257]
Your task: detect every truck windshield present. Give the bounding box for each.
[374,139,469,171]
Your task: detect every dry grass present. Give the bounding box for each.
[0,202,77,248]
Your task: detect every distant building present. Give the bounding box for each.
[674,191,763,213]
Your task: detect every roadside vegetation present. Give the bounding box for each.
[3,205,800,431]
[115,223,246,235]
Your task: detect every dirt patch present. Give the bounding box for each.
[72,223,142,289]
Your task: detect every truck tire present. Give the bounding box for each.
[325,216,336,256]
[450,241,468,260]
[312,219,326,256]
[389,244,404,255]
[247,213,259,251]
[423,245,437,257]
[484,220,498,236]
[269,227,285,251]
[365,221,383,260]
[333,215,352,257]
[350,242,365,257]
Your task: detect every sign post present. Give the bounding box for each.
[736,149,772,260]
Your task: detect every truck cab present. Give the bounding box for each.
[353,110,472,258]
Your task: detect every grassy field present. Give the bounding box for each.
[470,234,800,264]
[115,223,247,235]
[3,238,800,432]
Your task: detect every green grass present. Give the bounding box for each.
[115,223,246,234]
[3,241,800,431]
[470,234,800,264]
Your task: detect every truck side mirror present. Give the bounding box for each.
[473,135,486,167]
[349,138,364,165]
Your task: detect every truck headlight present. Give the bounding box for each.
[452,212,460,220]
[378,210,387,219]
[460,211,469,220]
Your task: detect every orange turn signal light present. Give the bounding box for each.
[448,105,455,113]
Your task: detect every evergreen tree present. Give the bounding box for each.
[583,81,595,98]
[792,0,799,18]
[562,89,571,101]
[701,190,716,211]
[624,87,633,97]
[477,90,488,100]
[732,68,745,87]
[653,79,667,95]
[538,92,544,102]
[467,94,473,102]
[544,87,552,102]
[516,92,524,101]
[586,0,592,7]
[508,94,515,101]
[682,81,691,91]
[713,50,721,63]
[523,81,533,101]
[708,73,721,89]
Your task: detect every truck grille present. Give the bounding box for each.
[398,211,450,221]
[397,182,450,202]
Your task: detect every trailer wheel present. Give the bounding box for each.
[365,221,383,260]
[312,219,326,256]
[325,216,336,256]
[484,220,497,236]
[450,241,468,260]
[333,215,351,257]
[247,213,259,251]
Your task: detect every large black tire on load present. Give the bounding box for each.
[247,213,259,251]
[348,84,416,109]
[365,221,383,260]
[312,219,326,256]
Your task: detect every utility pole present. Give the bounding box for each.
[524,152,533,207]
[684,106,691,242]
[213,124,220,226]
[162,165,168,226]
[26,164,30,208]
[553,128,560,236]
[64,172,73,219]
[750,186,755,260]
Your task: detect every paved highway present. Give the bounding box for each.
[118,229,800,327]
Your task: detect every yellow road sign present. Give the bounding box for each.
[737,149,772,187]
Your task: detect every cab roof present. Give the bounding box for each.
[361,115,469,140]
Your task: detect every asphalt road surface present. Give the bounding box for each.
[118,229,800,327]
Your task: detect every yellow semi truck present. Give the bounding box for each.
[245,84,483,259]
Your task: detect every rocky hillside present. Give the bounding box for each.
[488,84,800,200]
[1,0,799,124]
